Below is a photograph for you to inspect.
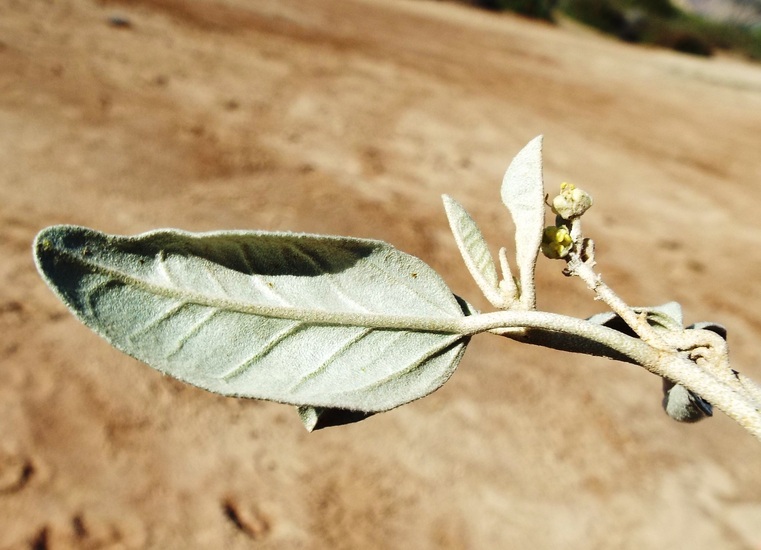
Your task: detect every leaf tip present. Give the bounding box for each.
[33,225,58,253]
[524,134,543,154]
[500,137,545,204]
[33,225,63,277]
[297,406,375,431]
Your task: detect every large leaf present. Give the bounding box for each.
[34,226,470,413]
[500,136,545,309]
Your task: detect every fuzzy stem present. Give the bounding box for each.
[655,353,761,440]
[469,310,761,441]
[555,223,761,440]
[568,257,670,350]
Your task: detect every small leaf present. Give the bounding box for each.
[442,195,510,309]
[586,302,684,336]
[34,226,470,414]
[500,136,545,309]
[497,247,518,301]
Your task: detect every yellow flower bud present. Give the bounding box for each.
[541,226,573,259]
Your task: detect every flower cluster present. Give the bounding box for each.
[541,182,593,260]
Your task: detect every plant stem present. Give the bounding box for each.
[556,234,761,441]
[472,310,761,442]
[655,353,761,440]
[567,256,670,350]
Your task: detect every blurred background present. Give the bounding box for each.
[2,0,761,547]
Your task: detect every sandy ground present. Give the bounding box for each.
[2,0,761,548]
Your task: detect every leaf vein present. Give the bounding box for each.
[362,254,454,316]
[349,334,464,394]
[166,308,222,358]
[220,321,304,380]
[156,250,175,285]
[289,242,370,313]
[126,300,186,343]
[201,262,229,297]
[55,247,465,333]
[288,327,375,391]
[253,276,293,306]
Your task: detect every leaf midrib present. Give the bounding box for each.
[57,247,468,334]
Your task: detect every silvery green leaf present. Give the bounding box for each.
[442,195,511,309]
[34,226,470,416]
[500,136,545,309]
[648,301,684,329]
[662,378,713,422]
[586,302,684,336]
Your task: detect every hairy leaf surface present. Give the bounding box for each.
[587,302,684,335]
[34,226,470,412]
[442,195,509,309]
[500,135,545,308]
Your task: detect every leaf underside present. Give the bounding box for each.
[586,302,685,336]
[500,135,545,308]
[34,226,470,414]
[442,195,506,309]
